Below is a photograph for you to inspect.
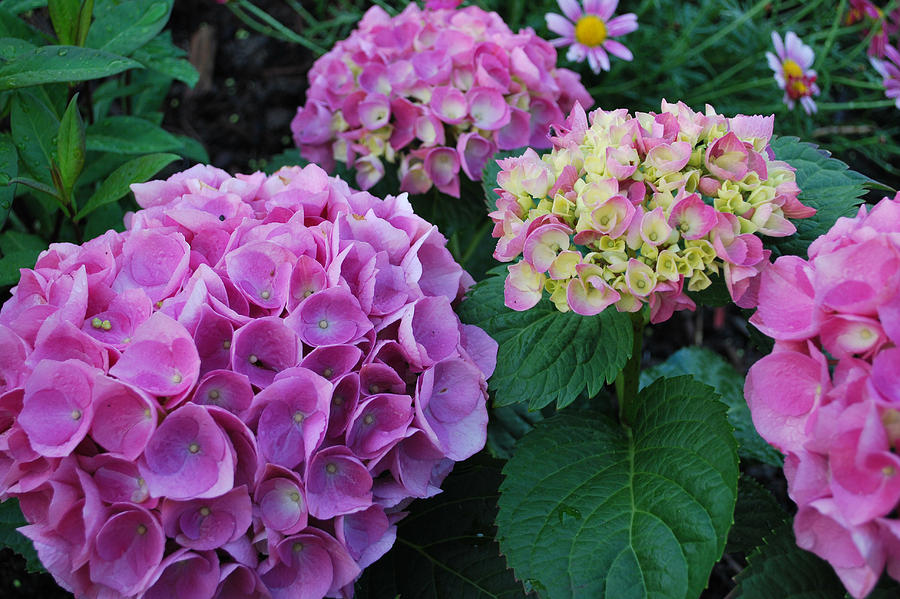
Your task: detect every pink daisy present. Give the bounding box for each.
[545,0,639,74]
[871,44,900,109]
[766,31,821,115]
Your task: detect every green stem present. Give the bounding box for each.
[615,309,645,426]
[816,99,899,111]
[814,0,846,75]
[459,219,491,268]
[231,0,327,55]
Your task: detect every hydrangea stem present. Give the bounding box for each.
[616,309,646,426]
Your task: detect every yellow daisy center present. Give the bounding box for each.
[782,59,803,79]
[574,15,607,47]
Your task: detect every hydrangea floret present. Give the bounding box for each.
[291,3,592,197]
[488,100,815,324]
[0,163,497,599]
[745,191,900,599]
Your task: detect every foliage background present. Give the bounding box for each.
[1,0,898,597]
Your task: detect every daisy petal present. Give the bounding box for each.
[771,31,785,59]
[589,47,610,72]
[596,0,619,20]
[603,39,633,61]
[546,12,576,37]
[606,13,638,36]
[557,0,583,22]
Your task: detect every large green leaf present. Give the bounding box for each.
[56,92,85,195]
[0,45,140,91]
[130,30,198,87]
[85,115,182,154]
[767,136,871,259]
[486,402,543,460]
[725,475,786,555]
[85,0,172,57]
[640,346,783,466]
[0,133,17,227]
[0,498,42,573]
[730,521,845,599]
[0,230,45,285]
[457,268,633,409]
[48,0,79,45]
[356,455,532,599]
[75,152,178,220]
[9,88,58,183]
[0,8,44,44]
[496,376,739,599]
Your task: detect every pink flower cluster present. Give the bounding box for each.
[489,100,815,323]
[291,3,592,197]
[0,163,496,599]
[745,192,900,598]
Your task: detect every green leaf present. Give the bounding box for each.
[0,8,45,44]
[1,0,48,14]
[496,376,739,599]
[0,498,43,573]
[640,346,783,466]
[767,136,869,259]
[75,0,93,47]
[85,115,182,154]
[48,0,79,45]
[130,30,197,87]
[173,134,208,164]
[730,521,845,599]
[10,89,58,182]
[76,152,178,219]
[725,475,786,555]
[481,147,528,212]
[0,45,141,91]
[0,230,45,285]
[85,0,172,57]
[0,133,17,227]
[263,148,306,175]
[56,92,84,195]
[356,455,532,599]
[457,268,632,409]
[486,402,543,460]
[75,0,94,46]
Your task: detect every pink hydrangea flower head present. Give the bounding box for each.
[293,2,592,196]
[0,163,497,598]
[766,31,821,115]
[545,0,639,74]
[489,100,814,322]
[747,192,900,596]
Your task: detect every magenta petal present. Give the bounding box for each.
[144,549,221,599]
[161,486,252,550]
[231,316,301,388]
[90,375,157,461]
[415,358,487,460]
[89,505,165,596]
[19,359,95,457]
[289,286,373,347]
[744,346,829,454]
[305,445,372,519]
[109,312,200,400]
[397,296,460,369]
[346,393,414,460]
[139,403,235,500]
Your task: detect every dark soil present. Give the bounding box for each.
[1,2,786,597]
